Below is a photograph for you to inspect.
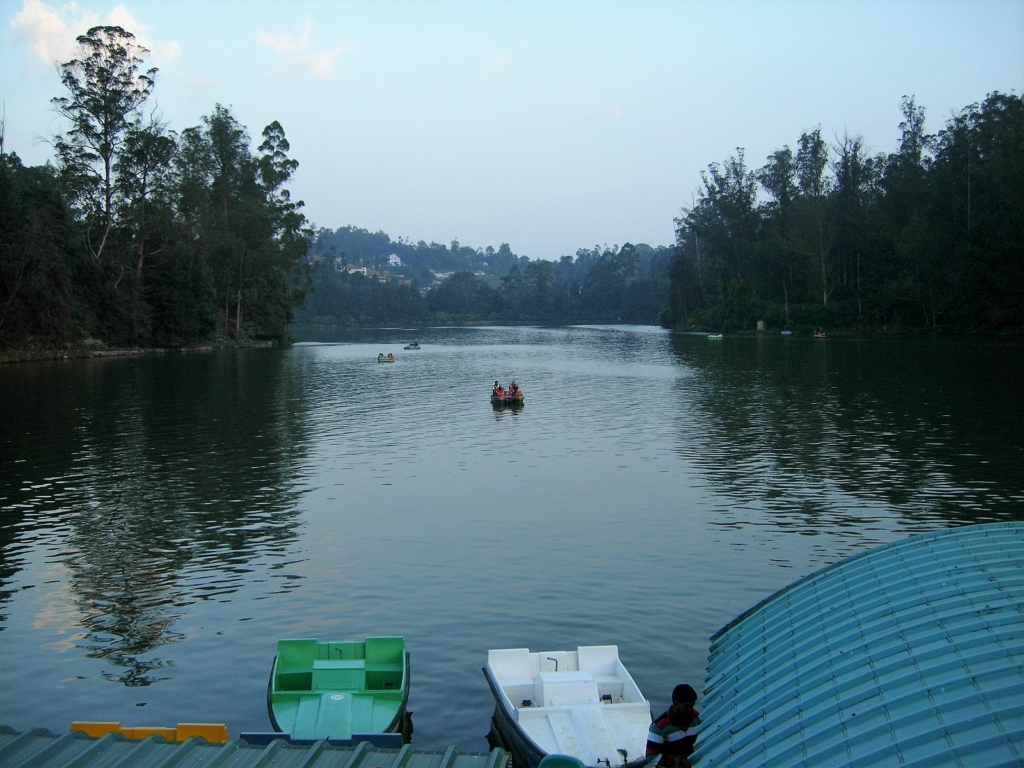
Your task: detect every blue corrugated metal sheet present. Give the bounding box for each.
[694,522,1024,768]
[0,727,511,768]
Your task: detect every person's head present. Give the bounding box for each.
[671,684,697,714]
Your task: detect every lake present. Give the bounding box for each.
[1,325,1022,751]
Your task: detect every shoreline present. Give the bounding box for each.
[0,340,277,365]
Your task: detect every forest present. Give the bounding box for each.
[295,235,672,326]
[1,26,1020,348]
[662,93,1023,334]
[0,26,310,349]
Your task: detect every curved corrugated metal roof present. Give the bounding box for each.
[694,522,1024,768]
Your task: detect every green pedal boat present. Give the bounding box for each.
[267,635,411,745]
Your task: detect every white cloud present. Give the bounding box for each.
[106,4,180,66]
[9,0,179,67]
[257,19,344,80]
[9,0,95,64]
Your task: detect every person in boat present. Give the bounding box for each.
[647,684,701,768]
[493,380,505,397]
[378,353,386,361]
[388,353,394,360]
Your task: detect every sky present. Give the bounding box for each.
[1,0,1022,260]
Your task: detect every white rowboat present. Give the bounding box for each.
[483,646,653,768]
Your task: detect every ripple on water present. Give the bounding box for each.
[0,330,1022,745]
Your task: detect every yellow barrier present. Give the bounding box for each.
[70,721,230,743]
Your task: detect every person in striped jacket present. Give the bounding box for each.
[647,684,701,768]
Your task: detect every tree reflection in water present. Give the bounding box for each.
[1,349,308,686]
[669,334,1024,541]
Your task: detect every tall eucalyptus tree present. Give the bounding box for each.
[758,146,799,322]
[52,26,157,263]
[793,127,833,306]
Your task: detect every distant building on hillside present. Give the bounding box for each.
[388,254,403,267]
[345,265,382,278]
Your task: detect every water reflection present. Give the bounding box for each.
[492,404,525,420]
[669,334,1024,533]
[1,328,1021,744]
[0,350,309,684]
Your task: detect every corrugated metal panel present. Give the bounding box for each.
[0,727,511,768]
[694,522,1024,768]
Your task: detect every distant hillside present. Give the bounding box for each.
[295,227,673,327]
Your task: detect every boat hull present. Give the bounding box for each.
[491,393,524,406]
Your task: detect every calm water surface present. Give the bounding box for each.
[1,326,1022,750]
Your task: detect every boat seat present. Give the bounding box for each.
[535,671,599,707]
[489,648,532,679]
[313,659,364,670]
[365,637,404,666]
[276,638,318,692]
[312,666,364,690]
[577,646,619,676]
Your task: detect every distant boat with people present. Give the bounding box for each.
[491,380,524,406]
[404,342,421,350]
[377,353,395,363]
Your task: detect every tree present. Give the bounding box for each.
[830,132,880,319]
[793,128,833,306]
[758,146,799,322]
[0,153,79,341]
[524,259,556,320]
[174,106,309,340]
[52,26,157,261]
[673,150,760,328]
[500,263,527,320]
[115,116,177,279]
[664,93,1024,334]
[930,92,1024,328]
[881,96,936,325]
[427,271,499,318]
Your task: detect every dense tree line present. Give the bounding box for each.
[0,26,310,348]
[662,93,1024,333]
[294,241,672,326]
[494,243,672,324]
[9,33,1014,341]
